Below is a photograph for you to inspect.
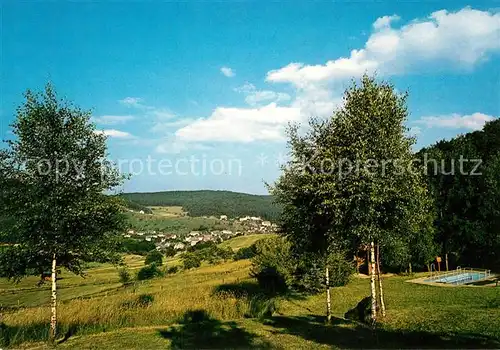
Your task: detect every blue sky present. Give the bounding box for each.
[1,2,499,194]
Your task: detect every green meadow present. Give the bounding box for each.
[1,235,499,349]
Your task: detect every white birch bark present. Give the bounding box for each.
[376,244,386,318]
[50,254,57,342]
[326,266,331,323]
[370,241,377,323]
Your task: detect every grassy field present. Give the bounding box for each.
[124,211,244,235]
[219,233,276,251]
[149,206,186,218]
[1,236,499,349]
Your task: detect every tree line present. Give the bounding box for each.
[120,190,281,220]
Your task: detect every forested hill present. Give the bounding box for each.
[120,190,281,220]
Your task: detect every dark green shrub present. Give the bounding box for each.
[120,238,156,255]
[136,293,154,307]
[118,268,131,284]
[163,246,176,258]
[293,251,354,294]
[207,246,233,264]
[250,237,294,295]
[182,252,202,269]
[137,263,163,280]
[234,244,257,260]
[345,296,372,324]
[167,265,179,274]
[188,241,216,252]
[254,266,289,295]
[145,249,163,266]
[327,251,355,287]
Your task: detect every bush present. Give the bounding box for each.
[137,263,163,281]
[182,252,202,269]
[188,241,216,252]
[118,268,131,284]
[250,237,294,295]
[294,251,354,294]
[120,238,156,255]
[136,293,154,307]
[166,265,179,274]
[207,246,234,264]
[234,244,257,260]
[163,246,176,258]
[145,249,164,266]
[345,296,372,324]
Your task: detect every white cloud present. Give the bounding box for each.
[95,129,134,138]
[151,118,195,133]
[373,14,401,30]
[155,140,212,154]
[416,113,497,130]
[144,7,500,151]
[234,83,291,106]
[175,103,301,143]
[119,97,144,108]
[92,115,135,125]
[266,8,500,87]
[220,66,235,77]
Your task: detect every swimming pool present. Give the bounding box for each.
[424,269,492,285]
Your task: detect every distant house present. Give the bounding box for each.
[127,230,135,234]
[139,210,145,214]
[123,234,131,238]
[239,216,250,222]
[174,242,186,250]
[222,230,233,235]
[261,221,272,227]
[202,234,215,242]
[189,231,201,237]
[250,216,262,221]
[145,237,152,242]
[220,215,228,220]
[137,232,145,236]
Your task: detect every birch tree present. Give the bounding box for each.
[0,84,126,342]
[271,75,433,324]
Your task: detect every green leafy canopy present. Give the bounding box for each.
[0,84,127,280]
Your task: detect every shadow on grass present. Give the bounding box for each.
[0,321,117,347]
[261,315,500,349]
[213,280,305,319]
[158,310,272,349]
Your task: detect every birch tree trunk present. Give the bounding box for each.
[376,244,386,318]
[370,241,377,323]
[49,254,57,343]
[326,266,331,323]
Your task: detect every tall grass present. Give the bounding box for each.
[1,260,256,347]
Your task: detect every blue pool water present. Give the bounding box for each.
[425,272,488,285]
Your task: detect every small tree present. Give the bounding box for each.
[163,245,176,258]
[0,84,126,342]
[182,252,202,269]
[145,249,164,266]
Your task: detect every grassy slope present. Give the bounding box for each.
[2,236,500,349]
[124,211,245,235]
[219,233,276,251]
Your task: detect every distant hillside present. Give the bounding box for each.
[121,198,153,214]
[120,190,281,220]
